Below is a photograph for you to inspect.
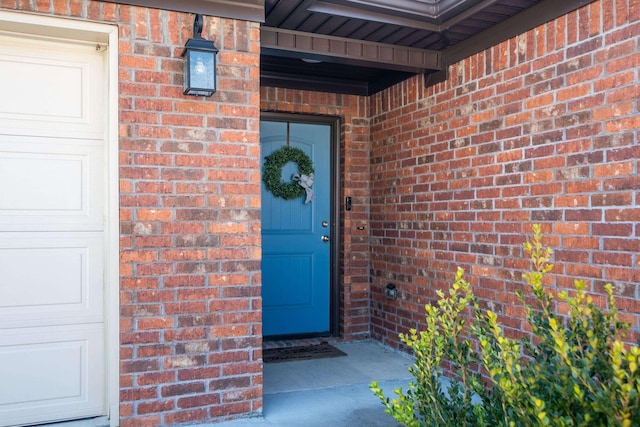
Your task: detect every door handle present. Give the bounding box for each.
[321,235,330,242]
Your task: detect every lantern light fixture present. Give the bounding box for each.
[181,14,218,97]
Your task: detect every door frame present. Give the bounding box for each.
[0,11,120,426]
[260,112,341,337]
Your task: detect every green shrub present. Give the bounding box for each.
[371,225,640,426]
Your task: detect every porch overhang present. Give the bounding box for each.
[262,27,442,74]
[108,0,598,95]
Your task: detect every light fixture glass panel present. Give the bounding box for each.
[188,50,215,91]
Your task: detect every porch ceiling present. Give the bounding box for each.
[262,0,595,95]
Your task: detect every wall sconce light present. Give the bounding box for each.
[181,14,218,96]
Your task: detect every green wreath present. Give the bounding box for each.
[263,146,314,200]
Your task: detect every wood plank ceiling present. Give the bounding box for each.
[261,0,595,95]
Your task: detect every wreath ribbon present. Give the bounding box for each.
[293,173,315,204]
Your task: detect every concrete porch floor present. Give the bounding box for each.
[210,341,413,427]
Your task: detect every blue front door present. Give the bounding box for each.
[261,120,332,337]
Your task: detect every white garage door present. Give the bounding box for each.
[0,32,107,426]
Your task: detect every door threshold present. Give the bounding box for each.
[263,336,342,350]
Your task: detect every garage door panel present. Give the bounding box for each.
[0,324,104,426]
[0,152,83,211]
[0,56,83,121]
[0,233,104,328]
[0,138,103,231]
[1,247,84,307]
[0,34,104,140]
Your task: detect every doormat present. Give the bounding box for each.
[263,343,347,363]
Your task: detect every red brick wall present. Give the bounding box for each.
[369,0,640,349]
[1,1,262,426]
[117,7,262,426]
[260,88,372,340]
